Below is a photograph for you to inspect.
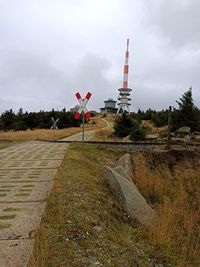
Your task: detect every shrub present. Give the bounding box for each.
[114,113,138,137]
[114,113,147,140]
[130,126,147,141]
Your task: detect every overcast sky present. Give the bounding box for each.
[0,0,199,113]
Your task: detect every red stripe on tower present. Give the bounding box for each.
[122,38,129,89]
[124,65,129,73]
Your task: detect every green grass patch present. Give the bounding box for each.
[15,193,29,197]
[19,189,32,192]
[22,185,35,188]
[0,215,16,220]
[3,208,20,212]
[0,189,11,192]
[0,224,12,229]
[2,185,15,188]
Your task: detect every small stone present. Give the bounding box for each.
[93,225,102,232]
[146,134,160,140]
[94,261,102,265]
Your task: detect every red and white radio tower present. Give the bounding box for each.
[117,38,132,113]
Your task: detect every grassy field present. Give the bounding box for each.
[29,144,200,266]
[141,120,168,134]
[0,116,106,141]
[91,128,116,142]
[132,151,200,266]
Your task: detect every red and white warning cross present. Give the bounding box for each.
[74,92,92,120]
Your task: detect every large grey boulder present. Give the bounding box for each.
[103,166,158,227]
[115,153,133,178]
[113,165,133,182]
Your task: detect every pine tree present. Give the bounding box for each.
[174,88,200,131]
[114,113,137,137]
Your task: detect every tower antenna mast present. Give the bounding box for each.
[117,38,132,114]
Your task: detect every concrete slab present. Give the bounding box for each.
[0,140,69,266]
[0,181,53,202]
[1,140,68,148]
[0,151,66,161]
[0,143,68,161]
[0,169,57,182]
[0,159,62,170]
[0,202,46,239]
[0,150,68,161]
[0,239,34,267]
[60,130,95,141]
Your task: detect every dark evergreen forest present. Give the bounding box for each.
[0,108,81,131]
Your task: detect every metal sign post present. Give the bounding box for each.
[82,111,85,143]
[167,106,172,150]
[74,92,92,143]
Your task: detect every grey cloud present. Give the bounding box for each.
[145,0,200,48]
[0,0,199,114]
[69,53,119,112]
[0,51,118,113]
[0,53,71,112]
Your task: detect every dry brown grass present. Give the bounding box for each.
[0,128,82,141]
[101,113,117,123]
[132,152,200,266]
[142,120,167,134]
[0,116,106,141]
[91,128,122,142]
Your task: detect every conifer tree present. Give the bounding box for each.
[173,88,200,131]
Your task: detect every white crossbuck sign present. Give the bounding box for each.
[50,117,59,130]
[74,92,92,120]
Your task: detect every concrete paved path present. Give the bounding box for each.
[0,141,69,267]
[0,121,110,266]
[60,119,113,142]
[60,129,95,141]
[101,118,114,130]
